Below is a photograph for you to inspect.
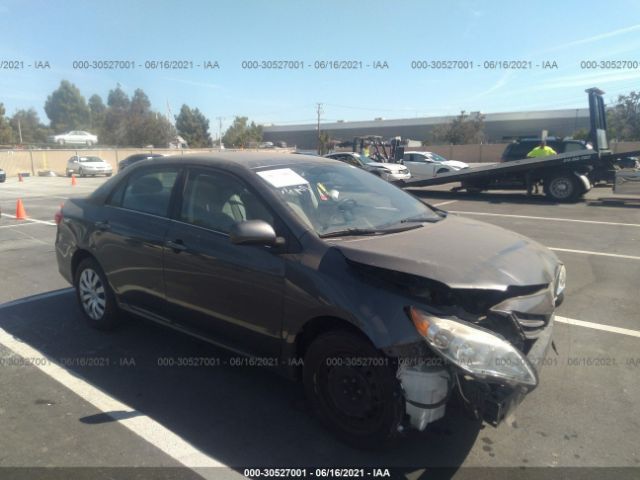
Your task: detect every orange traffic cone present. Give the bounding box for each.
[71,174,77,186]
[15,199,27,220]
[18,173,23,182]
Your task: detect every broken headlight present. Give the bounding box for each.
[408,306,537,387]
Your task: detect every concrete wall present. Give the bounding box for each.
[0,148,230,177]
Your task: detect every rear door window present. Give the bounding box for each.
[111,167,179,217]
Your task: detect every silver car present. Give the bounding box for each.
[66,155,113,177]
[50,130,98,146]
[324,152,411,183]
[402,151,469,181]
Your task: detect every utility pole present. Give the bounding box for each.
[17,119,23,144]
[216,117,224,150]
[316,103,323,154]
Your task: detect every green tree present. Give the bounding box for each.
[607,91,640,141]
[175,105,211,147]
[10,109,50,144]
[222,116,263,148]
[571,128,589,141]
[127,89,155,146]
[431,111,485,144]
[318,131,331,155]
[102,84,130,145]
[44,80,90,132]
[144,114,177,147]
[0,103,15,144]
[88,94,106,133]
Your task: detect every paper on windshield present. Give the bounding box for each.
[257,168,309,188]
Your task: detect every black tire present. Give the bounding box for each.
[74,257,121,330]
[79,168,86,178]
[544,173,580,202]
[303,330,404,449]
[66,171,71,177]
[106,173,112,177]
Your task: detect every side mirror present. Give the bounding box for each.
[230,220,283,246]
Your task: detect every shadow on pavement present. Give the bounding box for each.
[0,290,482,473]
[587,198,640,209]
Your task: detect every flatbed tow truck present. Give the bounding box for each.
[402,88,640,201]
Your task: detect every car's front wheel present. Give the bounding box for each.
[303,330,404,449]
[79,168,86,177]
[74,257,121,330]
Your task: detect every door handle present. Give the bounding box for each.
[166,239,187,252]
[94,221,110,231]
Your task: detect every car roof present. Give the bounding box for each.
[130,152,337,170]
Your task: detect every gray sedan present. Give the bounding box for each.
[55,152,562,448]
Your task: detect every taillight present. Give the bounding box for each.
[54,204,64,225]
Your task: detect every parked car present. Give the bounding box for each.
[118,153,165,171]
[66,155,112,177]
[56,152,563,448]
[324,152,411,183]
[402,151,469,180]
[0,167,5,183]
[49,131,98,146]
[501,137,590,162]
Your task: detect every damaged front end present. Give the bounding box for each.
[351,261,563,431]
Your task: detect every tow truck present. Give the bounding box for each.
[402,88,640,201]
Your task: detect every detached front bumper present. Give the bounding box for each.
[464,315,555,426]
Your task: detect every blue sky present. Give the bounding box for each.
[1,0,640,133]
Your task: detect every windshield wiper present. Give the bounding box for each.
[319,224,422,238]
[399,215,443,223]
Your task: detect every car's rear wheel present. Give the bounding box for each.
[303,330,404,449]
[74,257,121,330]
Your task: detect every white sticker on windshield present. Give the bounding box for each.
[257,168,309,188]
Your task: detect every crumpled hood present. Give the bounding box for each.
[331,215,560,290]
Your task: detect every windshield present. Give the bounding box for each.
[256,162,440,237]
[428,152,448,162]
[357,154,376,165]
[79,156,103,163]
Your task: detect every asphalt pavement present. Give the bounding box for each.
[0,175,638,479]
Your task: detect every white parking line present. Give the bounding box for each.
[556,316,640,339]
[449,211,640,228]
[549,247,640,261]
[0,326,226,470]
[432,200,458,207]
[1,213,56,226]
